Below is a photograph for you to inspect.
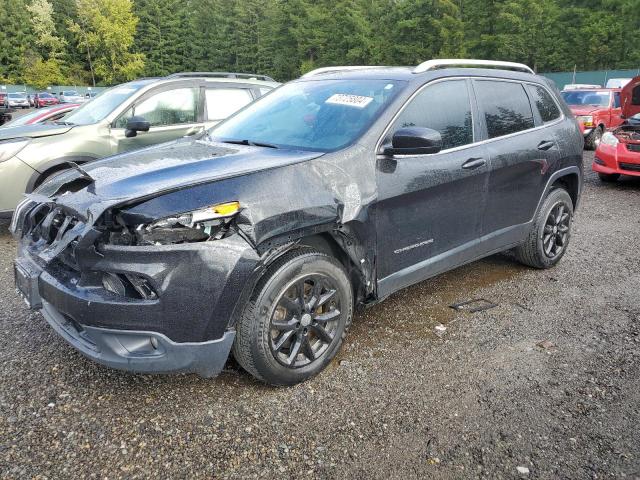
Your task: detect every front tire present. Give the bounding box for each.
[514,188,574,269]
[233,248,353,386]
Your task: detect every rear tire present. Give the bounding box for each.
[233,248,353,386]
[514,188,574,269]
[598,172,619,183]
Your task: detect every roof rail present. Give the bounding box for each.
[166,72,276,82]
[301,66,383,78]
[413,59,534,75]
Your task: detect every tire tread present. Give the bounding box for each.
[232,247,352,385]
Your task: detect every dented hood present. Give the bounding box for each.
[33,137,324,220]
[621,75,640,119]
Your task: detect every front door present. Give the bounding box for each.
[111,86,203,154]
[375,79,489,296]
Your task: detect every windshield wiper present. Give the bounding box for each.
[54,121,75,126]
[222,139,279,149]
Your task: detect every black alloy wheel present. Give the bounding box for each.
[269,274,341,368]
[542,203,570,258]
[233,248,353,385]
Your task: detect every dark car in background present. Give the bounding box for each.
[12,60,583,386]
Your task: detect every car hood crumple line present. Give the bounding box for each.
[0,123,74,140]
[30,138,326,222]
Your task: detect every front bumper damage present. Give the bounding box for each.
[12,200,260,377]
[42,299,235,377]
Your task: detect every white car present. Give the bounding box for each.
[6,92,30,109]
[605,78,632,89]
[58,90,85,103]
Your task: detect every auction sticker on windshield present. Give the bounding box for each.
[326,94,373,108]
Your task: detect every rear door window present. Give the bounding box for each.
[205,88,254,121]
[390,79,474,150]
[526,84,561,123]
[474,80,535,139]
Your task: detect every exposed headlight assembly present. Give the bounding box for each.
[0,137,30,163]
[600,132,619,147]
[109,201,241,246]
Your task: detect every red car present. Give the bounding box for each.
[33,92,60,108]
[561,87,624,149]
[2,104,79,127]
[592,76,640,182]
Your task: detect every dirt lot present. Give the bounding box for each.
[1,152,639,479]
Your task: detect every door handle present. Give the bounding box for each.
[538,140,555,151]
[461,157,486,170]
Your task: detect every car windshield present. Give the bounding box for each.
[39,93,53,98]
[63,91,78,96]
[561,90,611,107]
[8,93,25,98]
[211,79,405,152]
[64,83,144,125]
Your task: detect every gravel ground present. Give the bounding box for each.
[1,152,639,479]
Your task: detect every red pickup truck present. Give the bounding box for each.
[561,87,624,149]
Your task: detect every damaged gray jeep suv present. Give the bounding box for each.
[12,60,584,385]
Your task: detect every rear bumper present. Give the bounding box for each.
[42,300,235,377]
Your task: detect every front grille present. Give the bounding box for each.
[619,162,640,172]
[29,205,80,246]
[24,204,84,268]
[626,143,640,152]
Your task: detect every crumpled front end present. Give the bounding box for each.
[593,125,640,177]
[11,197,260,377]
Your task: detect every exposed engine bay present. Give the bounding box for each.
[611,122,640,144]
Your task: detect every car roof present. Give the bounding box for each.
[118,75,278,91]
[294,66,546,86]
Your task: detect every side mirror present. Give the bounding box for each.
[125,116,151,138]
[383,127,443,156]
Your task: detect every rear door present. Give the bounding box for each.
[376,79,489,295]
[474,79,560,244]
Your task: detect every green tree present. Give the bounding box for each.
[69,0,145,85]
[134,0,190,76]
[0,0,34,82]
[22,0,67,87]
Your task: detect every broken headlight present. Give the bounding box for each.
[109,201,241,246]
